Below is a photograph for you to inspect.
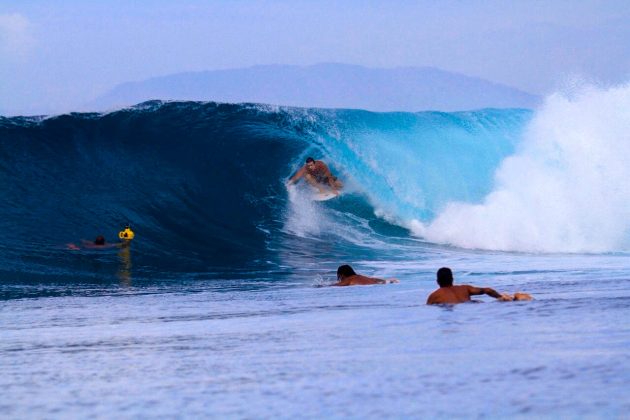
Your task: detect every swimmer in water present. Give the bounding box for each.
[333,264,399,286]
[426,267,532,305]
[66,235,129,250]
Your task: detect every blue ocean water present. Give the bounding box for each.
[1,85,630,418]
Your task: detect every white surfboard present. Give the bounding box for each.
[312,191,338,201]
[286,183,338,201]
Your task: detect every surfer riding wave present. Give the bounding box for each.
[286,157,343,195]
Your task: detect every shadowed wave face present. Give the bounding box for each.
[0,101,531,282]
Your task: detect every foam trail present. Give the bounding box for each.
[284,184,327,237]
[412,83,630,253]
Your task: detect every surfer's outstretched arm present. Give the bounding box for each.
[467,285,500,297]
[467,285,503,299]
[287,166,306,185]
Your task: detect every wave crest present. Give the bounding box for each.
[414,83,630,253]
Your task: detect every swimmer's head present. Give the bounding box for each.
[437,267,453,287]
[306,157,316,170]
[94,235,105,245]
[337,264,357,280]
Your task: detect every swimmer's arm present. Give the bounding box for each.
[288,166,306,184]
[467,285,502,299]
[370,277,399,284]
[362,275,385,284]
[358,275,398,285]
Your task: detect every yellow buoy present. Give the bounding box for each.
[118,224,135,240]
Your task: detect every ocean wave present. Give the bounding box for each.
[0,100,537,277]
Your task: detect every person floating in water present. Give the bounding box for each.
[426,267,532,304]
[66,225,134,250]
[66,235,123,250]
[287,157,343,195]
[334,264,399,286]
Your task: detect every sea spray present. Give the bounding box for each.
[284,184,327,237]
[412,83,630,253]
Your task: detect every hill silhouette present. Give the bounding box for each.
[90,63,540,112]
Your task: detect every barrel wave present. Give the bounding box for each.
[0,101,528,280]
[2,86,627,282]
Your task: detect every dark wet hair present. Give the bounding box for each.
[437,267,453,287]
[94,235,105,245]
[306,157,315,163]
[337,264,357,280]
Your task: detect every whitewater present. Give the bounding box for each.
[1,84,629,418]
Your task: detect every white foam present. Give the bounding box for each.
[412,83,630,253]
[284,184,326,237]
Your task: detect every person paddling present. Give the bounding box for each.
[426,267,532,304]
[333,264,399,286]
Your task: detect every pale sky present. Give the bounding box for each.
[1,0,629,115]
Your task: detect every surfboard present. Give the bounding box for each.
[312,191,337,201]
[286,183,338,201]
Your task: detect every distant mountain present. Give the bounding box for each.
[89,63,540,112]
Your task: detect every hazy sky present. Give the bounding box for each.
[1,0,629,115]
